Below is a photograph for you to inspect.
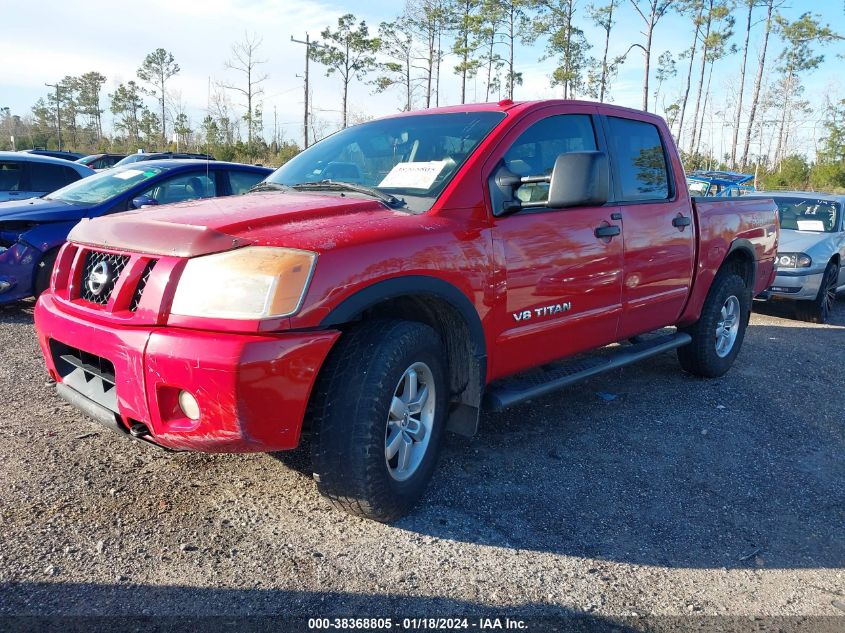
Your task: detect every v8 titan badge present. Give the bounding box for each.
[512,301,572,322]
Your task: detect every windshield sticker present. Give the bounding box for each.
[114,169,144,180]
[379,161,448,189]
[796,219,825,231]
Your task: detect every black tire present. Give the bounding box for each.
[310,319,448,522]
[795,262,838,324]
[34,249,59,297]
[678,271,750,378]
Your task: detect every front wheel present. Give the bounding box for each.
[310,320,448,522]
[678,272,750,378]
[796,262,839,324]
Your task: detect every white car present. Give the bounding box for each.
[756,191,845,323]
[0,151,94,202]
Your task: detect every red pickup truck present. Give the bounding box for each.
[35,101,778,521]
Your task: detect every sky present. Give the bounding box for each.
[2,0,845,156]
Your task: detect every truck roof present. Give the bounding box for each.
[378,99,667,125]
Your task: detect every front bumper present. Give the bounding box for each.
[35,292,340,452]
[762,268,825,301]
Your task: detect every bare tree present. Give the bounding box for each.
[687,0,731,155]
[739,0,775,168]
[407,0,450,108]
[771,13,838,166]
[588,0,618,102]
[219,32,268,145]
[674,0,704,143]
[628,0,675,112]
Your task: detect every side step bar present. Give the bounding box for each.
[484,332,692,411]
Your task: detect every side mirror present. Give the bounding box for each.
[547,151,609,209]
[131,195,158,209]
[489,151,609,216]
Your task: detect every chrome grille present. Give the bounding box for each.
[129,260,157,312]
[79,251,130,305]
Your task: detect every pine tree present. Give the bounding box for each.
[311,15,380,128]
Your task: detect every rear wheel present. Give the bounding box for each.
[34,248,58,297]
[310,319,448,522]
[796,262,838,324]
[678,271,750,378]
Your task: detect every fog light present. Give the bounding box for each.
[178,390,200,420]
[0,281,10,293]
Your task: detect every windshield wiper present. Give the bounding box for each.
[290,180,405,208]
[249,181,290,193]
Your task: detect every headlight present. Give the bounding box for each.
[170,246,317,319]
[776,252,812,269]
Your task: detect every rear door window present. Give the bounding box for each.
[140,171,217,205]
[0,161,23,191]
[606,117,670,201]
[29,163,80,192]
[228,170,266,194]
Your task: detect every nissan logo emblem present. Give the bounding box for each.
[86,261,111,296]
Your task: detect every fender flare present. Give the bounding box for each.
[319,275,487,359]
[726,238,757,289]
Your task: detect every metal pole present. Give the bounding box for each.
[291,34,318,149]
[45,82,62,150]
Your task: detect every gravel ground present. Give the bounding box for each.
[0,296,843,629]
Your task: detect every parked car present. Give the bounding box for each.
[34,101,778,521]
[113,152,215,167]
[21,148,87,161]
[753,191,845,323]
[687,170,755,197]
[0,151,94,203]
[76,153,127,170]
[0,160,271,302]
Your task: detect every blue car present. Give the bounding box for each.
[686,170,755,197]
[0,159,272,303]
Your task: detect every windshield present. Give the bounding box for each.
[687,180,710,196]
[773,197,840,233]
[45,165,165,205]
[265,112,505,212]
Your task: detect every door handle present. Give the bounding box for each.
[672,215,691,228]
[594,224,621,238]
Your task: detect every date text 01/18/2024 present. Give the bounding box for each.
[307,617,528,629]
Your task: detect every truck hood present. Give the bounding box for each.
[778,229,830,253]
[0,197,92,223]
[68,192,407,257]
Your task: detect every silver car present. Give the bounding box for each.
[755,191,845,323]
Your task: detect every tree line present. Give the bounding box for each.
[1,0,844,189]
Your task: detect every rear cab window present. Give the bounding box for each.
[605,116,671,202]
